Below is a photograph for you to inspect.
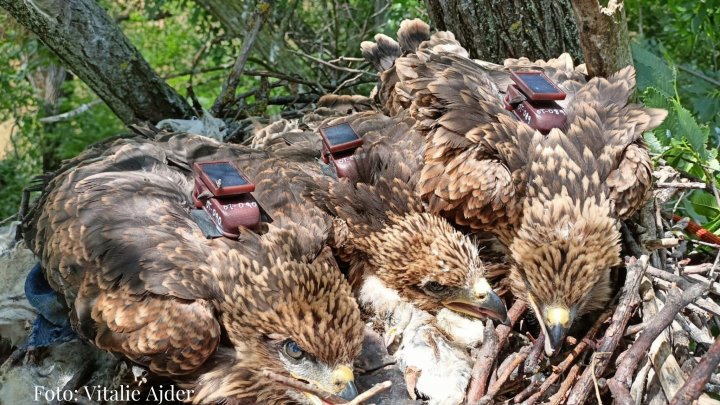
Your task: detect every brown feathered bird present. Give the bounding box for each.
[23,133,364,404]
[301,111,508,330]
[362,19,667,355]
[252,109,509,403]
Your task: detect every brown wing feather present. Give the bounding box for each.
[368,20,664,230]
[25,140,230,375]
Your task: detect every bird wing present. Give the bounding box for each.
[23,138,251,375]
[560,66,666,217]
[391,51,536,233]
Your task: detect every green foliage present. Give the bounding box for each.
[626,0,720,234]
[632,39,720,233]
[0,0,425,220]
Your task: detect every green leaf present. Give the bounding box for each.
[644,132,666,153]
[632,42,676,97]
[705,215,720,233]
[674,100,710,159]
[689,190,720,219]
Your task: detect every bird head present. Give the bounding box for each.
[359,212,508,324]
[509,198,621,356]
[198,253,364,404]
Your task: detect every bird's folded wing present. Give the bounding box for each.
[562,66,666,218]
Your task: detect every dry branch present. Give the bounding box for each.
[262,370,391,404]
[478,346,531,404]
[466,320,498,400]
[668,337,720,405]
[524,308,612,404]
[466,300,526,403]
[212,0,275,116]
[566,255,648,405]
[609,283,708,402]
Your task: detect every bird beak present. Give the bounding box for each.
[339,381,359,400]
[296,365,357,405]
[332,365,356,397]
[542,306,572,356]
[442,279,509,324]
[545,322,569,357]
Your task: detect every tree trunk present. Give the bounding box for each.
[0,0,193,125]
[571,0,633,77]
[424,0,582,63]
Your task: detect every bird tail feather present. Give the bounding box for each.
[361,34,401,72]
[397,18,431,53]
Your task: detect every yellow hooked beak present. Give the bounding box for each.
[299,365,358,405]
[442,278,510,325]
[543,306,571,356]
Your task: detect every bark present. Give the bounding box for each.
[0,0,193,125]
[424,0,582,63]
[570,0,633,77]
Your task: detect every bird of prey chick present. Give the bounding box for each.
[23,134,364,404]
[249,109,509,404]
[362,19,667,355]
[272,112,508,404]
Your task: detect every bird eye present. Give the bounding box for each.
[424,281,447,293]
[283,340,305,360]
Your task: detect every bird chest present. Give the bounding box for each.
[319,122,363,179]
[191,161,261,239]
[503,70,567,134]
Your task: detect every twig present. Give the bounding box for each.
[513,380,540,404]
[346,381,392,405]
[683,263,714,274]
[591,354,606,405]
[327,56,366,63]
[211,0,275,115]
[566,255,649,405]
[677,64,720,88]
[549,363,581,405]
[289,49,377,76]
[479,346,531,404]
[656,181,708,189]
[674,312,714,345]
[650,277,720,316]
[466,320,498,401]
[647,265,720,297]
[609,283,708,401]
[523,333,545,373]
[644,238,680,250]
[524,308,612,405]
[466,301,526,403]
[668,337,720,405]
[38,99,102,123]
[623,322,645,336]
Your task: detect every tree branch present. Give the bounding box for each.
[211,0,275,116]
[566,255,648,405]
[570,0,633,77]
[0,0,192,124]
[38,99,102,124]
[608,283,708,402]
[668,337,720,405]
